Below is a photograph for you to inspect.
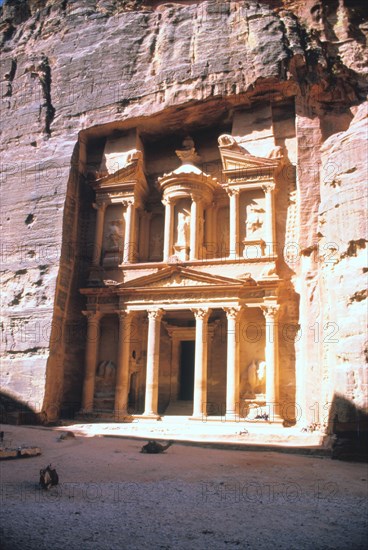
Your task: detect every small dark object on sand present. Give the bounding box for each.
[40,464,59,489]
[140,440,173,454]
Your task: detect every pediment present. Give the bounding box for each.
[92,150,147,193]
[218,134,280,175]
[120,267,247,290]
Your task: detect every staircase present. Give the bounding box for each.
[164,400,193,416]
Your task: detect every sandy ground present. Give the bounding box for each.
[0,426,367,550]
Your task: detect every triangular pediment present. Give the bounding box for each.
[121,266,247,290]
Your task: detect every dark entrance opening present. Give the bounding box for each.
[179,341,195,400]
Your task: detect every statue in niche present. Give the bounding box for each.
[107,220,124,251]
[95,360,116,397]
[246,205,264,237]
[176,210,190,247]
[242,359,266,398]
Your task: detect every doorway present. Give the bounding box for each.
[179,340,195,400]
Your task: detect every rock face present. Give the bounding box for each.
[0,1,367,441]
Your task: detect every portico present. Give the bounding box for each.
[80,266,281,422]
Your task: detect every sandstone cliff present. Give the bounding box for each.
[0,0,367,435]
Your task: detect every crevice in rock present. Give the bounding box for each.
[38,55,55,136]
[3,58,17,97]
[342,239,367,258]
[348,289,367,304]
[8,347,45,355]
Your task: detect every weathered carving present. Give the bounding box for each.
[147,309,164,321]
[175,136,201,165]
[246,205,265,237]
[242,359,266,398]
[95,360,116,397]
[176,210,190,247]
[191,308,211,321]
[106,220,124,251]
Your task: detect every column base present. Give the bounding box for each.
[140,413,162,420]
[114,411,134,423]
[224,412,242,422]
[244,414,284,424]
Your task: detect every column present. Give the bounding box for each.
[261,304,280,421]
[224,307,241,419]
[204,204,214,259]
[123,199,135,263]
[191,308,211,418]
[92,202,106,266]
[163,198,174,262]
[190,196,199,260]
[143,309,163,417]
[81,311,101,412]
[114,311,134,419]
[262,182,276,257]
[228,189,239,259]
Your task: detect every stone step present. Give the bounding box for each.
[164,401,193,416]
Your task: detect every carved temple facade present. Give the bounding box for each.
[80,127,294,423]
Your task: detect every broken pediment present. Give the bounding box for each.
[120,266,250,290]
[218,134,281,176]
[91,149,148,205]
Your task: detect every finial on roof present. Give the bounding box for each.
[175,136,201,166]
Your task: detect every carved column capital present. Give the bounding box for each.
[162,196,174,206]
[227,187,240,197]
[261,182,276,194]
[261,303,280,320]
[122,198,134,208]
[92,202,107,211]
[191,308,211,321]
[82,310,102,322]
[147,309,164,321]
[115,309,134,321]
[223,306,242,320]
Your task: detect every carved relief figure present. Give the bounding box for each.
[107,220,124,251]
[95,360,116,397]
[242,359,266,398]
[246,205,264,237]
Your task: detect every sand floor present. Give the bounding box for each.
[0,425,367,550]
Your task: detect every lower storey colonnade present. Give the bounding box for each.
[81,304,280,421]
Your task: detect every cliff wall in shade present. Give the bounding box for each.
[0,0,367,437]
